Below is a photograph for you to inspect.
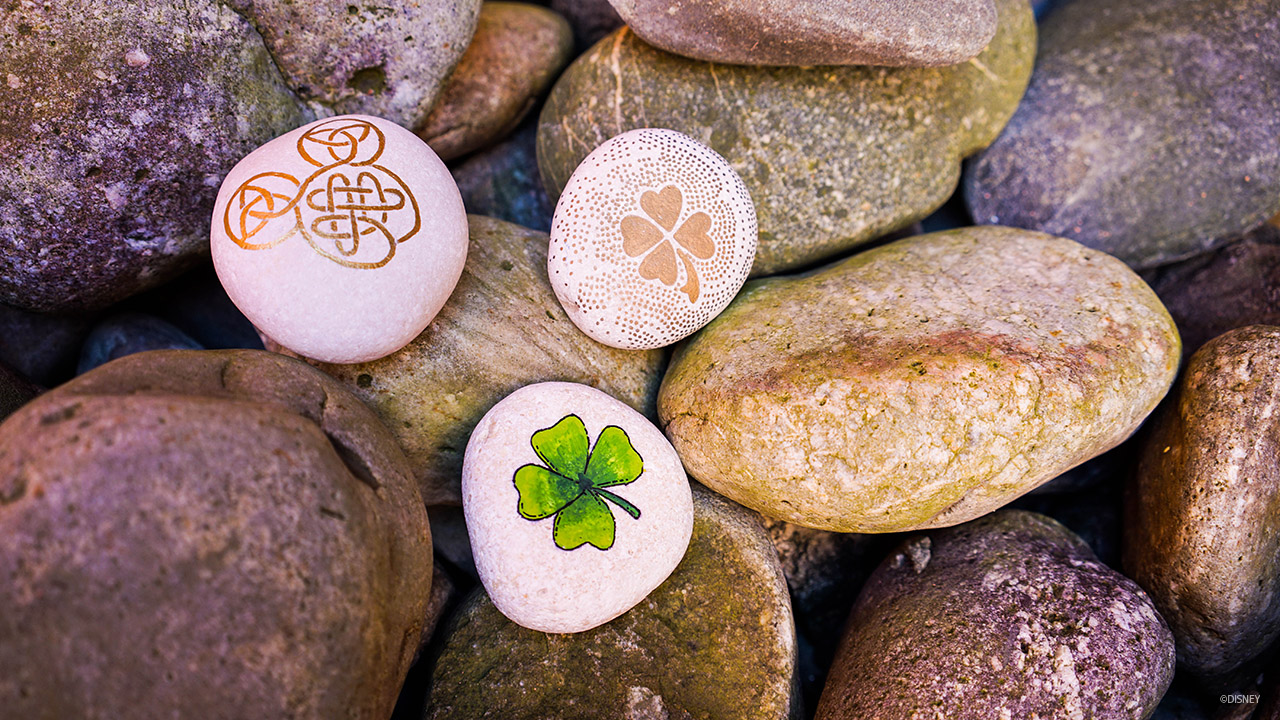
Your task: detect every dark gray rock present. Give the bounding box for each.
[549,0,622,50]
[0,362,38,421]
[77,313,203,374]
[0,303,92,386]
[966,0,1280,269]
[451,122,554,232]
[816,511,1175,719]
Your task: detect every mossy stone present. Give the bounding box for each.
[536,0,1034,276]
[659,226,1180,533]
[424,484,798,719]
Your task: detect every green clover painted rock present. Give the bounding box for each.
[514,414,643,551]
[463,382,693,632]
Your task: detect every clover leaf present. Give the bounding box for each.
[513,414,643,551]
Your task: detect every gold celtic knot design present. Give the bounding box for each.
[223,118,422,269]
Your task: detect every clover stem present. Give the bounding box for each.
[594,488,641,519]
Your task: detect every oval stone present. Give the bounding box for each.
[659,226,1181,533]
[212,114,468,364]
[549,128,757,349]
[463,381,693,633]
[815,511,1174,719]
[1125,325,1280,678]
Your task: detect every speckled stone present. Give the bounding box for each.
[223,0,481,129]
[0,350,432,719]
[451,122,554,232]
[267,216,665,505]
[424,484,799,720]
[77,312,202,374]
[608,0,997,67]
[419,3,573,161]
[815,511,1175,720]
[0,0,309,312]
[659,226,1181,533]
[1146,224,1280,358]
[1125,326,1280,678]
[537,0,1034,276]
[965,0,1280,269]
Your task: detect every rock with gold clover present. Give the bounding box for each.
[547,128,757,349]
[462,381,694,632]
[212,114,468,364]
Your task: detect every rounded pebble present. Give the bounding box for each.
[547,128,756,350]
[462,381,693,633]
[211,114,468,364]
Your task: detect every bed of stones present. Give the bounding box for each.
[1,0,1279,719]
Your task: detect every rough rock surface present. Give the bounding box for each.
[659,226,1180,532]
[0,0,309,312]
[419,2,573,161]
[224,0,481,129]
[966,0,1280,269]
[0,350,433,719]
[538,0,1034,276]
[0,362,38,420]
[425,484,798,720]
[608,0,997,67]
[1125,326,1280,678]
[815,511,1175,719]
[270,216,665,506]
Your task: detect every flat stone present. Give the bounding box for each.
[463,382,693,632]
[658,226,1180,532]
[815,511,1174,719]
[224,0,480,129]
[419,2,573,161]
[537,0,1034,276]
[607,0,997,67]
[0,0,309,312]
[77,313,203,374]
[451,121,554,232]
[1145,224,1280,358]
[267,215,665,505]
[425,484,798,719]
[549,128,757,349]
[212,114,468,364]
[0,350,432,719]
[1124,325,1280,677]
[965,0,1280,269]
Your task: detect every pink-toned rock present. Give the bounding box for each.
[212,114,468,364]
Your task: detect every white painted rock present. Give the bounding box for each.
[548,128,756,350]
[462,381,694,633]
[211,114,468,364]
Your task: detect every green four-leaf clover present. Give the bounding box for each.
[514,414,643,551]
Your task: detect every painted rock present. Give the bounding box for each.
[607,0,997,67]
[659,226,1181,533]
[426,484,798,719]
[814,511,1174,719]
[1125,326,1280,678]
[212,114,468,364]
[548,128,757,350]
[462,381,693,633]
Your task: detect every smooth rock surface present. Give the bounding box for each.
[966,0,1280,269]
[538,0,1034,276]
[1146,224,1280,357]
[0,303,92,386]
[0,350,432,719]
[815,511,1175,719]
[268,215,665,505]
[0,0,308,312]
[425,484,798,719]
[1125,326,1280,678]
[549,128,757,349]
[463,382,693,632]
[419,2,573,161]
[608,0,997,67]
[77,312,203,374]
[659,226,1181,533]
[212,114,468,364]
[224,0,480,129]
[451,121,554,232]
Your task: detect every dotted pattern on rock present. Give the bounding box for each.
[815,511,1175,720]
[658,226,1181,533]
[549,128,756,349]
